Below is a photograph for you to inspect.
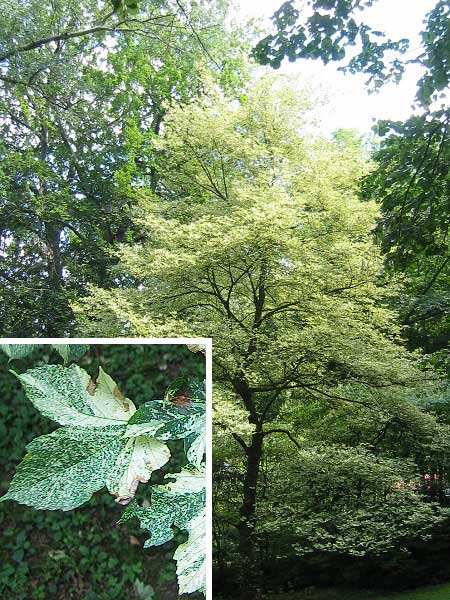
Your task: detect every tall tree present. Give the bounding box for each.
[76,76,427,598]
[0,0,247,334]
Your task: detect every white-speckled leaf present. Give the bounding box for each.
[185,418,206,469]
[119,468,205,547]
[174,508,206,595]
[125,401,204,440]
[124,469,206,595]
[53,344,89,364]
[0,344,41,360]
[14,364,136,427]
[0,426,127,510]
[163,468,206,495]
[164,377,206,404]
[106,436,170,503]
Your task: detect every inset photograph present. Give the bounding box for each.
[0,341,209,599]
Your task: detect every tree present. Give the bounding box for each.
[0,0,248,335]
[362,111,450,364]
[75,76,430,598]
[253,1,450,375]
[0,0,208,77]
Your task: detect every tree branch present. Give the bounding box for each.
[263,428,302,450]
[0,14,175,62]
[232,432,249,453]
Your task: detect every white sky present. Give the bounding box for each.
[233,0,436,134]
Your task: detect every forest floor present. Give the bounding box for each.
[266,582,450,600]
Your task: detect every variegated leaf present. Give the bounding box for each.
[0,426,127,511]
[13,364,136,427]
[53,344,89,364]
[119,468,206,545]
[106,435,171,504]
[124,400,204,440]
[120,469,206,594]
[174,508,206,595]
[185,419,206,470]
[0,344,41,360]
[85,367,136,421]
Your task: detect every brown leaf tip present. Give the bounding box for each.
[86,379,96,396]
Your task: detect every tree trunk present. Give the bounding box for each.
[43,221,69,335]
[238,430,264,600]
[39,122,70,335]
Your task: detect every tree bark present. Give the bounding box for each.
[237,430,264,600]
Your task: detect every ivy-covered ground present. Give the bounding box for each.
[0,344,205,600]
[267,583,450,599]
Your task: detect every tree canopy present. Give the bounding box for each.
[74,76,447,598]
[0,0,247,335]
[3,2,450,598]
[253,0,450,107]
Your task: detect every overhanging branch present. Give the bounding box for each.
[0,14,176,62]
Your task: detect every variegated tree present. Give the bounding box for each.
[74,76,433,599]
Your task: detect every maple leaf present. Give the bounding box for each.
[0,343,89,364]
[53,344,89,364]
[124,400,204,440]
[1,365,170,510]
[0,344,41,360]
[174,507,206,595]
[1,364,206,596]
[0,426,127,510]
[106,435,170,504]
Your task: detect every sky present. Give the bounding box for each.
[233,0,436,134]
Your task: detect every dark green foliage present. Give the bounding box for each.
[417,1,450,107]
[260,582,450,599]
[0,344,205,599]
[253,0,449,106]
[213,385,450,595]
[362,110,450,358]
[0,0,245,336]
[365,113,450,268]
[252,0,408,88]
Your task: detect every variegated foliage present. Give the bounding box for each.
[0,349,206,595]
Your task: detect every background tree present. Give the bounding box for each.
[75,76,437,599]
[0,0,247,335]
[362,111,450,366]
[253,0,450,379]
